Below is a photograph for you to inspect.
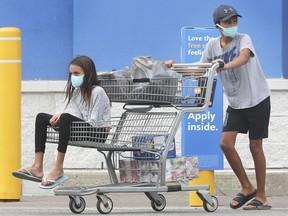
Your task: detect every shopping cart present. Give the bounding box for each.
[99,62,217,107]
[48,62,224,214]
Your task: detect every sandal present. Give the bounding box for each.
[12,168,43,182]
[243,199,272,210]
[230,190,256,209]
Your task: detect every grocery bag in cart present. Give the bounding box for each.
[129,56,181,104]
[98,68,132,101]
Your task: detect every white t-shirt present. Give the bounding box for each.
[70,86,111,127]
[200,33,270,109]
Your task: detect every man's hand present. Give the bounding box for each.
[163,60,174,68]
[211,59,224,65]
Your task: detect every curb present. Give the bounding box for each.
[22,169,288,196]
[215,169,288,196]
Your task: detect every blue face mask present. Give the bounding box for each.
[71,74,84,88]
[216,24,238,38]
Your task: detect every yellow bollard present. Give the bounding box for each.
[189,170,214,206]
[0,27,21,201]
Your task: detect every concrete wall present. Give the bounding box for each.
[21,79,288,171]
[223,80,288,169]
[20,79,288,196]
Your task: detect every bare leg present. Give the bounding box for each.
[220,132,255,207]
[18,152,44,179]
[41,152,65,186]
[245,139,269,208]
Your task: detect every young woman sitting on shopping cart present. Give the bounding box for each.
[12,55,111,189]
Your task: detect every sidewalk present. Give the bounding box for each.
[2,169,288,215]
[22,169,288,197]
[1,193,288,216]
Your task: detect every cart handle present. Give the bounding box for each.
[132,62,224,83]
[132,78,150,83]
[172,61,225,69]
[172,62,212,68]
[217,61,225,69]
[123,104,153,112]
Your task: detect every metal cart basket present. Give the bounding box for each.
[48,62,223,214]
[100,63,216,107]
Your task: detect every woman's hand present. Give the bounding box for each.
[49,113,61,127]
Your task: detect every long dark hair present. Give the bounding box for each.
[65,55,100,108]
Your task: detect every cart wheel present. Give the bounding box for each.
[151,194,166,212]
[69,196,86,214]
[203,195,218,212]
[96,196,113,214]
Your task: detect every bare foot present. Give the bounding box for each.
[243,198,271,210]
[41,169,64,186]
[18,167,43,179]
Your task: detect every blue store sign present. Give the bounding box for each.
[181,27,224,170]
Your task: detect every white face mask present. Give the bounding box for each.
[71,74,84,88]
[216,24,238,38]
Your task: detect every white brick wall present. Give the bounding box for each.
[20,79,288,171]
[230,88,288,169]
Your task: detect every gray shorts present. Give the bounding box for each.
[223,97,270,139]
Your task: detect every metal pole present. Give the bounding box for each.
[0,27,21,201]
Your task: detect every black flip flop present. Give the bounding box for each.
[243,199,272,210]
[12,169,42,183]
[230,190,257,209]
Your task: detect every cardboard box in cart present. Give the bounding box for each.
[119,157,199,183]
[132,135,176,159]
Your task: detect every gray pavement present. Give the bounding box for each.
[2,169,288,215]
[1,192,287,216]
[22,169,288,197]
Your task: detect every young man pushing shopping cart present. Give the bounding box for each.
[200,5,271,210]
[165,4,271,211]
